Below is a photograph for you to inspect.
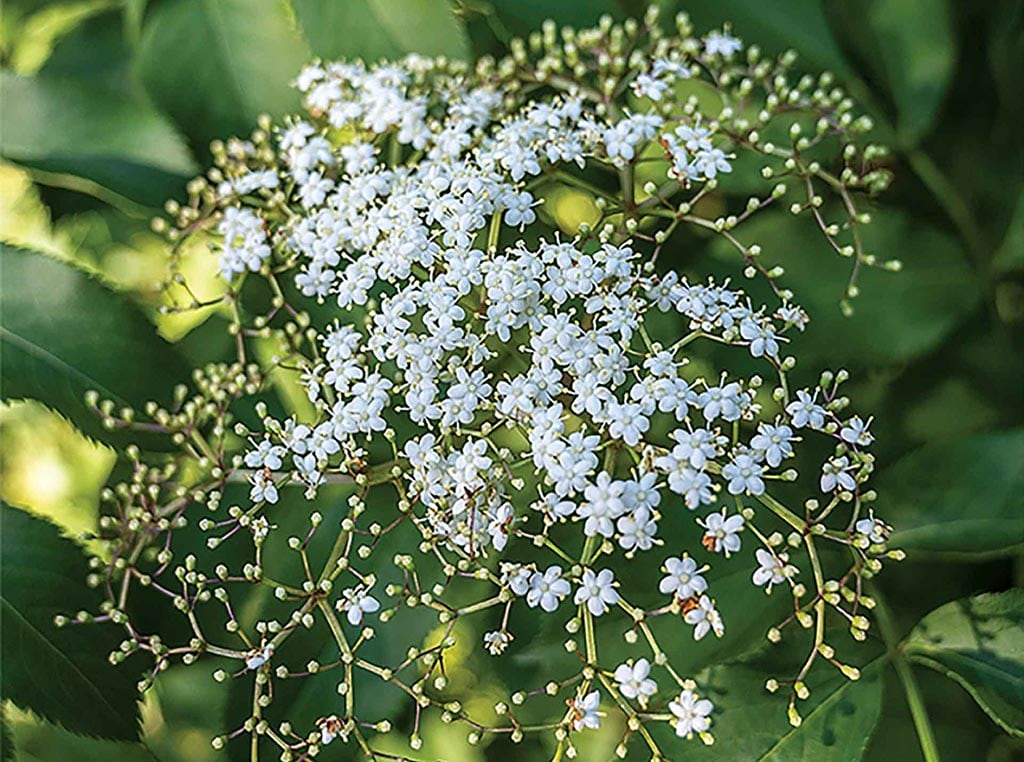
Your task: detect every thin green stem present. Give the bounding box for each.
[873,587,941,762]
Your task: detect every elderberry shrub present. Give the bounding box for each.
[83,7,902,759]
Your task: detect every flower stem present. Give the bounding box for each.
[873,587,941,762]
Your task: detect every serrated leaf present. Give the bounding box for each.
[694,658,884,760]
[0,244,189,449]
[136,0,310,154]
[292,0,469,62]
[903,590,1024,736]
[0,503,141,740]
[882,430,1024,559]
[0,71,196,207]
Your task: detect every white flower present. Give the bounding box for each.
[526,566,571,612]
[632,72,669,101]
[698,510,744,557]
[571,690,602,731]
[245,643,274,670]
[245,439,285,469]
[658,555,708,600]
[750,423,795,467]
[669,689,714,738]
[499,563,534,597]
[574,568,619,616]
[787,389,827,428]
[821,456,857,492]
[840,416,874,447]
[721,452,765,495]
[249,470,279,504]
[617,507,659,553]
[855,510,891,544]
[336,585,381,626]
[684,595,724,640]
[317,715,343,745]
[578,472,626,538]
[753,549,796,593]
[614,658,658,703]
[483,630,513,655]
[704,30,742,57]
[501,190,538,228]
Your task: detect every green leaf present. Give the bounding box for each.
[864,662,1009,762]
[40,8,135,94]
[0,71,196,208]
[709,208,979,365]
[1,706,12,762]
[904,590,1024,737]
[695,658,884,760]
[850,0,955,145]
[0,244,189,449]
[292,0,469,62]
[136,0,310,153]
[993,193,1024,273]
[0,502,141,740]
[882,430,1024,559]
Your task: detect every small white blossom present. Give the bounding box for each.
[571,691,602,731]
[698,510,744,557]
[704,30,742,57]
[245,643,274,670]
[574,568,620,616]
[722,452,765,495]
[614,658,658,703]
[753,549,797,593]
[684,595,724,640]
[659,555,708,600]
[249,471,279,504]
[669,689,714,738]
[855,510,891,544]
[787,390,827,429]
[483,630,513,655]
[335,586,381,626]
[821,456,857,493]
[840,416,875,447]
[526,566,571,612]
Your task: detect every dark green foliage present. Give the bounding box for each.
[1,1,1022,758]
[0,244,189,450]
[0,503,141,740]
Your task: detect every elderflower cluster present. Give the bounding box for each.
[84,8,905,760]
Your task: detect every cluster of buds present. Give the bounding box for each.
[77,7,902,760]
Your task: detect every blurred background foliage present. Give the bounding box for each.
[0,0,1021,760]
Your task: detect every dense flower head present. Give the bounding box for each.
[85,7,903,759]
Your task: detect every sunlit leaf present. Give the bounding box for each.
[292,0,469,62]
[0,71,196,207]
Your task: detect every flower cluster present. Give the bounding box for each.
[82,7,903,760]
